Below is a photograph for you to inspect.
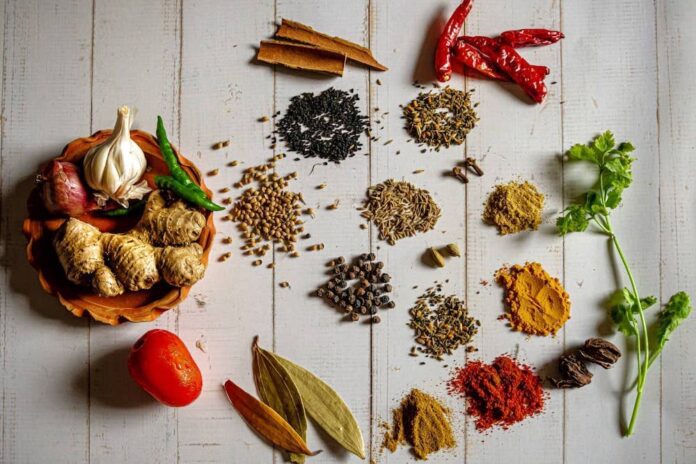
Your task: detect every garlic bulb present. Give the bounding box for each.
[83,106,151,207]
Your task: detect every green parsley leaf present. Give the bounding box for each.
[649,292,692,365]
[556,204,589,235]
[593,130,616,154]
[567,143,597,163]
[608,289,657,337]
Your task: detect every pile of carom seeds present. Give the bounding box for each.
[316,253,394,323]
[276,87,369,164]
[408,283,479,360]
[402,86,478,151]
[229,154,309,265]
[361,179,441,245]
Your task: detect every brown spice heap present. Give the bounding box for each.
[496,262,571,336]
[382,389,456,460]
[409,283,479,360]
[483,180,544,235]
[402,86,478,151]
[362,179,441,245]
[230,155,308,261]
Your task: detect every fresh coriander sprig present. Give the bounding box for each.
[557,131,691,437]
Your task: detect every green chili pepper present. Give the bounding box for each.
[156,116,205,196]
[155,175,224,212]
[101,198,147,217]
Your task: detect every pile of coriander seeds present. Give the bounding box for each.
[316,253,394,323]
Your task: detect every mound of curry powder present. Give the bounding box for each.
[496,262,571,336]
[483,181,544,235]
[382,389,456,460]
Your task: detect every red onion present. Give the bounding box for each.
[38,160,92,216]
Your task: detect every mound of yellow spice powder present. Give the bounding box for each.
[382,389,456,460]
[483,181,544,235]
[496,262,571,336]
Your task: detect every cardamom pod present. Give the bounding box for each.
[445,243,461,257]
[262,348,366,459]
[223,379,319,456]
[252,338,308,463]
[429,247,446,268]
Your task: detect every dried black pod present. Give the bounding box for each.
[552,353,593,388]
[577,338,621,369]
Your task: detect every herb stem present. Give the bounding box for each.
[605,216,649,436]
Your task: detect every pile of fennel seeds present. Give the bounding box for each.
[229,154,311,265]
[402,86,478,151]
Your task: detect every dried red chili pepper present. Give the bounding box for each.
[500,29,564,47]
[435,0,473,82]
[451,40,507,81]
[461,35,500,57]
[457,36,547,82]
[493,44,547,103]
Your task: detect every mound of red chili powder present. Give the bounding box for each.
[448,355,545,431]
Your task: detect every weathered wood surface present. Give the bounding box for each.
[1,0,694,463]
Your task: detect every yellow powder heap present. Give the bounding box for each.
[496,262,571,336]
[382,389,456,460]
[483,181,545,235]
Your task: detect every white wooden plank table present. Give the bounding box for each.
[1,1,695,463]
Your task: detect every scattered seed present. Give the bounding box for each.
[258,115,269,122]
[219,252,232,262]
[207,169,219,177]
[279,281,290,288]
[212,140,230,150]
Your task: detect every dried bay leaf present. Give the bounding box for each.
[223,379,319,457]
[253,338,307,464]
[260,348,366,459]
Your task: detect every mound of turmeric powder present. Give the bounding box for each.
[496,262,571,336]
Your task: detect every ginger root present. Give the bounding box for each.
[54,191,207,297]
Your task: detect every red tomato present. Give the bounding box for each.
[128,329,202,407]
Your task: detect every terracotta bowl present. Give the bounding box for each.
[22,130,216,325]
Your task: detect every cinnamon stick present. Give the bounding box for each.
[276,19,387,71]
[257,39,346,76]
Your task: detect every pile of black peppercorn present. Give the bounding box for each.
[316,253,394,323]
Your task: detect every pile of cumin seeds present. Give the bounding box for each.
[402,86,478,151]
[361,179,441,245]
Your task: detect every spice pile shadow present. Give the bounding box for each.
[276,87,369,164]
